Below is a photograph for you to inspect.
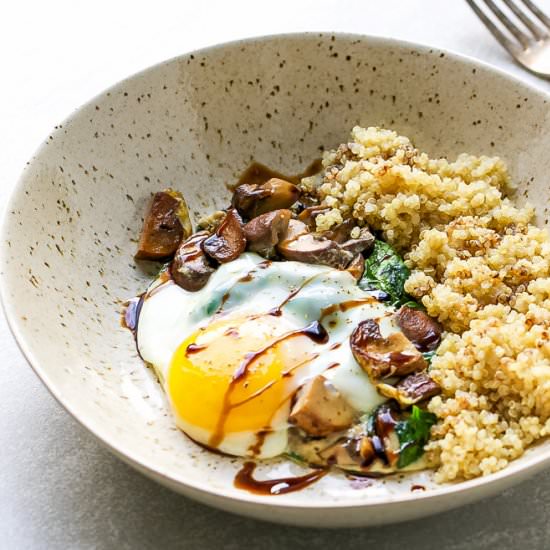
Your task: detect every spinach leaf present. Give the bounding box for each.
[359,240,419,307]
[400,300,425,310]
[395,405,437,468]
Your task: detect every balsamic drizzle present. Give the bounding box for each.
[319,298,376,322]
[234,461,327,495]
[207,320,329,449]
[268,273,323,317]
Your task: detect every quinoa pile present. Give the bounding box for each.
[301,126,550,482]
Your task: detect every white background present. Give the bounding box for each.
[1,1,550,548]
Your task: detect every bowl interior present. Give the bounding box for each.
[3,33,550,524]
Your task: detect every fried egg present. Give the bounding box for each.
[136,253,398,458]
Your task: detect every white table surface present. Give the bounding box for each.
[2,1,550,548]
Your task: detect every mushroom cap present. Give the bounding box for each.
[171,231,216,291]
[242,209,292,257]
[202,209,247,263]
[232,178,299,219]
[277,232,354,269]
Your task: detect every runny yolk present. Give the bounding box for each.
[167,314,317,448]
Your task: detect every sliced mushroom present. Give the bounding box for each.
[340,227,375,255]
[346,254,365,281]
[318,437,362,468]
[395,306,443,351]
[350,319,427,380]
[289,375,356,436]
[320,218,355,243]
[277,232,354,268]
[135,190,192,260]
[231,184,270,218]
[317,404,401,472]
[242,209,291,258]
[277,217,373,269]
[280,218,309,242]
[298,205,331,230]
[259,178,300,214]
[377,371,441,407]
[286,428,342,467]
[202,209,246,263]
[317,434,400,475]
[232,178,299,218]
[170,231,216,291]
[287,402,431,475]
[275,218,308,257]
[315,434,380,470]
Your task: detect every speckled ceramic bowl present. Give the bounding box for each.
[2,33,550,528]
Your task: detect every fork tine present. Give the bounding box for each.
[502,0,548,40]
[481,0,532,48]
[466,0,522,55]
[521,0,550,30]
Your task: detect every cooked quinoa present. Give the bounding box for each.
[301,126,550,482]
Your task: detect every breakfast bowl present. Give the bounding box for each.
[2,33,550,528]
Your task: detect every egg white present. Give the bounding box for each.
[137,253,399,457]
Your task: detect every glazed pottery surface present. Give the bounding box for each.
[2,33,550,527]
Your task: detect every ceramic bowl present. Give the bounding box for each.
[3,33,550,528]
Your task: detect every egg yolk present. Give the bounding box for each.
[167,314,317,450]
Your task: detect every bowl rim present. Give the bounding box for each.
[2,31,550,510]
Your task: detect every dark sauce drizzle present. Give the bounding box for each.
[170,232,206,266]
[234,461,327,495]
[229,159,323,191]
[205,320,328,449]
[268,274,320,317]
[280,353,320,379]
[218,265,265,311]
[238,273,254,283]
[186,343,207,354]
[233,321,328,381]
[244,390,297,457]
[319,298,376,322]
[247,430,270,457]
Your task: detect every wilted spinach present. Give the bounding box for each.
[395,405,437,468]
[359,240,420,308]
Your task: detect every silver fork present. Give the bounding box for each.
[467,0,550,77]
